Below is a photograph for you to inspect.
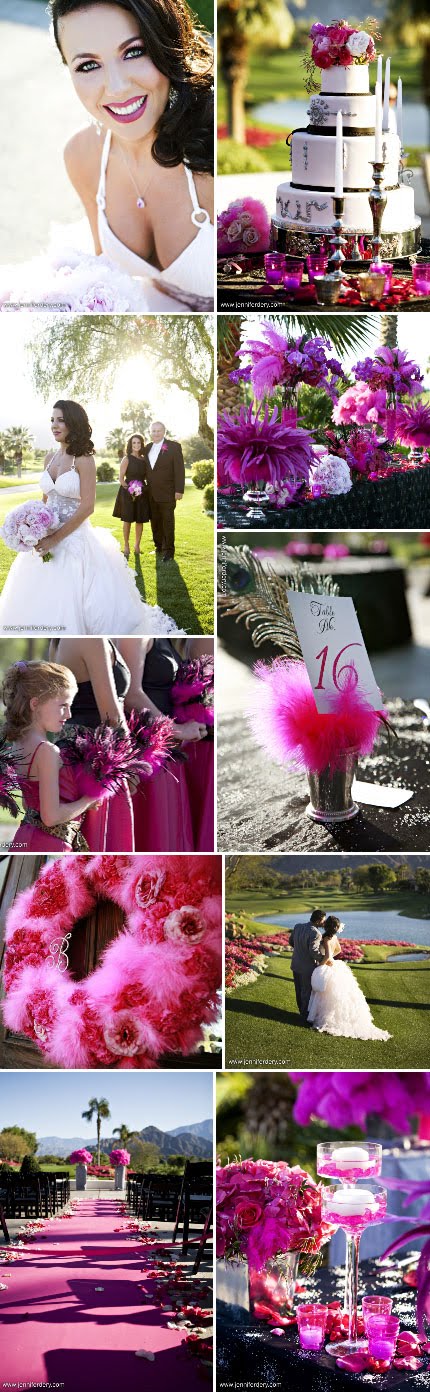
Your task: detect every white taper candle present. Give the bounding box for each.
[375,82,383,162]
[376,55,383,90]
[397,77,403,146]
[383,57,391,130]
[334,110,343,198]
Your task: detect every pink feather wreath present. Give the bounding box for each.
[2,855,222,1069]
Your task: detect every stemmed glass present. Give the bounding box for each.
[320,1183,387,1356]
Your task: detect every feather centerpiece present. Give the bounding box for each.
[393,403,430,448]
[217,402,316,497]
[248,659,386,773]
[0,736,22,817]
[58,721,153,801]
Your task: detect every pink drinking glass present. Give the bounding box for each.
[362,1295,392,1333]
[297,1304,328,1351]
[412,262,430,296]
[283,259,304,293]
[307,253,328,282]
[370,262,393,294]
[321,1184,387,1357]
[264,252,286,285]
[367,1314,397,1361]
[317,1142,382,1185]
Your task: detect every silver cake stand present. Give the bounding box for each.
[270,216,421,264]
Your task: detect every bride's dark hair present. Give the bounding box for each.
[126,434,145,457]
[53,400,95,457]
[322,916,341,939]
[50,0,214,174]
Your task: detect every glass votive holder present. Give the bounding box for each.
[370,261,393,294]
[360,270,386,303]
[264,252,286,285]
[307,253,328,282]
[283,258,304,292]
[367,1314,397,1361]
[313,274,341,305]
[362,1295,392,1332]
[297,1303,327,1351]
[412,261,430,296]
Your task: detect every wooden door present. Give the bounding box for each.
[0,857,124,1069]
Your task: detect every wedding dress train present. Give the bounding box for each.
[308,960,391,1041]
[0,466,181,636]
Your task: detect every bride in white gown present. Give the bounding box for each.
[0,401,180,636]
[308,916,391,1041]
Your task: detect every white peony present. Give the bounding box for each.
[310,453,352,497]
[346,30,371,58]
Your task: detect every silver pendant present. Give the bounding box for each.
[136,197,145,209]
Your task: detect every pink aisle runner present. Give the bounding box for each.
[0,1197,211,1391]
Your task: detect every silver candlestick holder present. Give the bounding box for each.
[327,195,347,279]
[368,160,387,265]
[399,146,414,187]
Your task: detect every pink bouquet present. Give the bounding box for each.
[109,1148,130,1166]
[1,500,60,563]
[0,250,147,313]
[217,1158,331,1268]
[218,199,270,258]
[58,719,154,801]
[128,481,143,497]
[69,1149,92,1164]
[309,22,376,71]
[171,656,214,732]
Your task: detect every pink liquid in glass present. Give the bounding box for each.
[319,1158,380,1183]
[324,1193,386,1235]
[299,1327,324,1350]
[368,1336,396,1360]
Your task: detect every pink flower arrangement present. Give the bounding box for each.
[217,403,316,498]
[217,1158,331,1268]
[128,480,143,497]
[309,22,376,70]
[0,250,148,312]
[109,1148,131,1166]
[353,347,423,397]
[69,1149,92,1164]
[0,500,60,561]
[394,403,430,447]
[333,382,387,427]
[248,659,386,774]
[289,1071,430,1132]
[217,199,271,258]
[310,453,352,497]
[233,323,345,402]
[58,720,155,801]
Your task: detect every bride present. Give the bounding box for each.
[308,916,391,1041]
[0,400,181,636]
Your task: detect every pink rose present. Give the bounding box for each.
[235,1200,263,1230]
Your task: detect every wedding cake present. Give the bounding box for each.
[273,23,421,258]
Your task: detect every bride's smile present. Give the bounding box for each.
[57,5,170,144]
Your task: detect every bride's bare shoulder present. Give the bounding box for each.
[64,125,101,196]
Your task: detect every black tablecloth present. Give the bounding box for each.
[217,467,430,530]
[217,1258,427,1390]
[217,700,430,852]
[217,239,430,312]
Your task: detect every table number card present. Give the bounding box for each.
[287,591,381,714]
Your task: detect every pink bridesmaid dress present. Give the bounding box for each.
[183,739,214,850]
[11,745,87,853]
[132,639,194,852]
[68,641,134,852]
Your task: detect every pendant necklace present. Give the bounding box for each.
[117,144,154,209]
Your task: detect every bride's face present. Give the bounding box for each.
[58,4,170,143]
[51,409,69,445]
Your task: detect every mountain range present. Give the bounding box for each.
[36,1119,213,1160]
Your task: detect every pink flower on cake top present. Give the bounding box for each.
[309,21,376,70]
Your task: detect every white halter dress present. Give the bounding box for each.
[0,458,181,636]
[96,130,214,308]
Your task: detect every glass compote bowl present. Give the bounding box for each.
[317,1142,382,1185]
[321,1184,387,1356]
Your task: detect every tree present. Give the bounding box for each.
[30,316,214,444]
[379,315,398,350]
[385,0,430,144]
[128,1139,162,1171]
[415,868,430,894]
[112,1123,140,1148]
[0,426,34,474]
[218,0,294,142]
[120,400,154,437]
[105,427,126,458]
[367,864,397,895]
[0,1130,33,1162]
[0,1125,37,1158]
[81,1097,111,1166]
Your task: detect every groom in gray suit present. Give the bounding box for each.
[290,908,326,1026]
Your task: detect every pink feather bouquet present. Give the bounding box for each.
[126,708,177,771]
[58,720,153,801]
[0,737,21,817]
[248,659,387,773]
[171,656,214,734]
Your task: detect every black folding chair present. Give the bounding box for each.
[172,1161,213,1272]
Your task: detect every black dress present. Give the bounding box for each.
[141,639,179,715]
[69,642,131,728]
[112,454,150,523]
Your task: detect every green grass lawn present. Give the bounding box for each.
[227,888,430,921]
[226,944,430,1070]
[0,483,214,635]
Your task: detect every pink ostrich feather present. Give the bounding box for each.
[248,659,385,773]
[394,403,430,447]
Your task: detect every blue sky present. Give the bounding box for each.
[0,1071,213,1139]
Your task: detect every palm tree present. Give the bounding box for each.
[82,1097,111,1166]
[112,1123,140,1149]
[218,0,294,142]
[379,315,398,349]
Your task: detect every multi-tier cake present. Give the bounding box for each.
[272,23,421,259]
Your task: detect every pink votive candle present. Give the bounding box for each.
[368,1335,396,1360]
[307,253,328,282]
[370,262,393,294]
[283,258,304,292]
[299,1326,324,1350]
[264,252,286,284]
[412,262,430,296]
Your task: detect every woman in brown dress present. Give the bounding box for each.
[112,433,150,558]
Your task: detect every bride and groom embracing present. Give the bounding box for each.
[290,909,391,1041]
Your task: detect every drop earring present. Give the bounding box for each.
[167,87,178,110]
[93,118,103,136]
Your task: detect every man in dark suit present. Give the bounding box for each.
[144,421,185,563]
[290,908,326,1025]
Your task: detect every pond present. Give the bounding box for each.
[254,909,430,945]
[253,98,428,148]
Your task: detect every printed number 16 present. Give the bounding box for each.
[315,642,362,691]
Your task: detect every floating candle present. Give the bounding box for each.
[328,1188,376,1216]
[368,1336,396,1360]
[331,1146,371,1169]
